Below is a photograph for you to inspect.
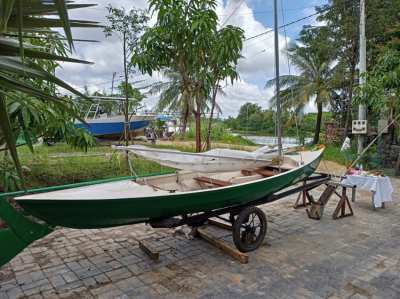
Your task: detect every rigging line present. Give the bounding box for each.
[245,8,328,42]
[73,75,149,89]
[220,0,246,27]
[218,5,320,17]
[280,0,300,145]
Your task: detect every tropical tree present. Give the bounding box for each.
[147,70,192,136]
[0,0,98,183]
[133,0,243,152]
[355,49,400,137]
[317,0,359,137]
[116,81,145,120]
[104,5,148,146]
[267,26,336,144]
[204,25,244,150]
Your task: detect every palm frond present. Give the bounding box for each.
[0,0,99,184]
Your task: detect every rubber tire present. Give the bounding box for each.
[232,206,267,253]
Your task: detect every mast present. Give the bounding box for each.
[273,0,283,157]
[358,0,367,154]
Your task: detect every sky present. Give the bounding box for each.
[57,0,328,117]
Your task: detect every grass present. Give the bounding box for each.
[180,122,256,146]
[322,145,351,166]
[16,144,173,189]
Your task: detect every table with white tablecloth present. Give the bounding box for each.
[341,175,394,208]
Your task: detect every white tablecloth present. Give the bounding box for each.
[341,175,394,208]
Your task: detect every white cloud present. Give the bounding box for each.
[217,80,274,117]
[57,0,292,117]
[218,0,289,77]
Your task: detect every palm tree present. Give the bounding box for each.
[267,26,335,144]
[0,0,98,180]
[148,70,193,138]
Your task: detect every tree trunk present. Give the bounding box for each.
[180,103,189,140]
[194,110,201,152]
[395,152,400,176]
[205,84,218,151]
[343,41,357,141]
[313,99,323,145]
[123,31,130,147]
[194,94,202,152]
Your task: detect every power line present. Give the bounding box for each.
[220,0,246,27]
[245,8,328,42]
[218,5,319,17]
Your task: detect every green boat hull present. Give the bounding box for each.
[15,152,322,229]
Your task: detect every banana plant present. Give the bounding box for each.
[0,0,99,182]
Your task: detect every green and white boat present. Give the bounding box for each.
[14,147,323,229]
[0,146,324,266]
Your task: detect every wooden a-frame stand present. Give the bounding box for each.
[293,180,314,208]
[295,179,354,220]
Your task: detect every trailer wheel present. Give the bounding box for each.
[232,206,267,252]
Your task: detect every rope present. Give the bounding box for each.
[127,152,138,177]
[280,0,301,145]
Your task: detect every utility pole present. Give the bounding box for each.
[358,0,367,154]
[111,72,116,95]
[273,0,283,157]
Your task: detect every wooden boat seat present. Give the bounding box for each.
[255,169,276,177]
[241,168,276,177]
[230,174,263,184]
[194,176,232,187]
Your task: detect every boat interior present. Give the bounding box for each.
[136,155,300,193]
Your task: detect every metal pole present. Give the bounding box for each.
[111,72,116,95]
[358,0,367,154]
[273,0,283,157]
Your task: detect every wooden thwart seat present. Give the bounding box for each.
[242,168,276,177]
[194,176,232,187]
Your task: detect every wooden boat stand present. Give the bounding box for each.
[297,177,355,220]
[293,180,314,209]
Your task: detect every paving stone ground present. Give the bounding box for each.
[1,178,399,299]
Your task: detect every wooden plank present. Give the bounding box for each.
[194,176,232,187]
[208,219,232,230]
[255,169,275,177]
[139,240,160,261]
[195,228,249,264]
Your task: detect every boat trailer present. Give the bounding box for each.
[148,173,354,260]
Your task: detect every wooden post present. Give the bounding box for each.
[194,228,249,264]
[294,180,313,209]
[332,186,354,219]
[208,219,232,231]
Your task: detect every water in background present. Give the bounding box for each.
[244,135,312,147]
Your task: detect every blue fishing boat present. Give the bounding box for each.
[75,97,154,138]
[75,115,153,137]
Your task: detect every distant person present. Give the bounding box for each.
[341,136,352,166]
[149,128,157,144]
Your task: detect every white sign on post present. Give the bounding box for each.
[352,120,367,134]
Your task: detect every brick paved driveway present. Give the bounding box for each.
[1,178,399,299]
